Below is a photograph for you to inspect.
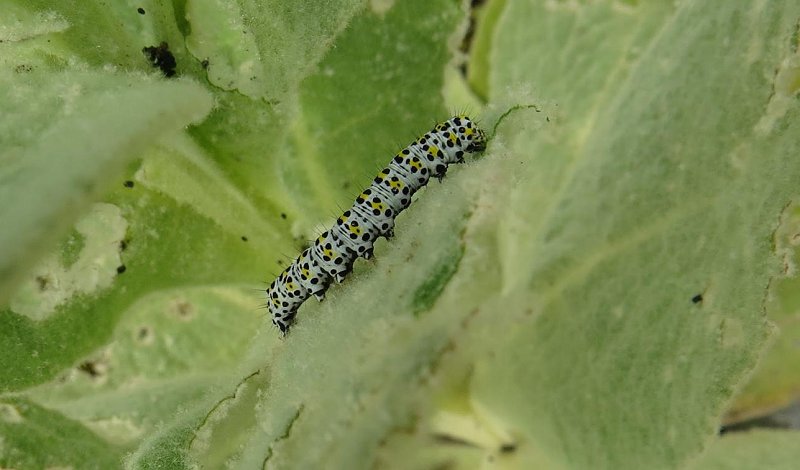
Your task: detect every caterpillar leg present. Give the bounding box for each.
[334,267,351,283]
[434,164,447,182]
[273,316,292,336]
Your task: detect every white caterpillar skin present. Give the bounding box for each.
[267,116,487,334]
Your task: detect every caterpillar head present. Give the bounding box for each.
[469,125,487,152]
[453,115,486,153]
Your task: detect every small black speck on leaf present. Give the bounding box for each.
[280,213,287,220]
[137,7,145,14]
[138,326,151,340]
[35,275,50,291]
[78,361,102,377]
[142,42,177,77]
[692,294,703,304]
[201,59,209,69]
[117,265,127,274]
[123,180,134,188]
[241,235,249,242]
[500,443,517,454]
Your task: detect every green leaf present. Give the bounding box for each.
[466,0,505,101]
[466,2,800,467]
[184,0,365,100]
[726,203,800,421]
[0,397,123,469]
[0,69,213,304]
[3,0,800,468]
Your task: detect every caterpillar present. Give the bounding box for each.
[267,115,487,334]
